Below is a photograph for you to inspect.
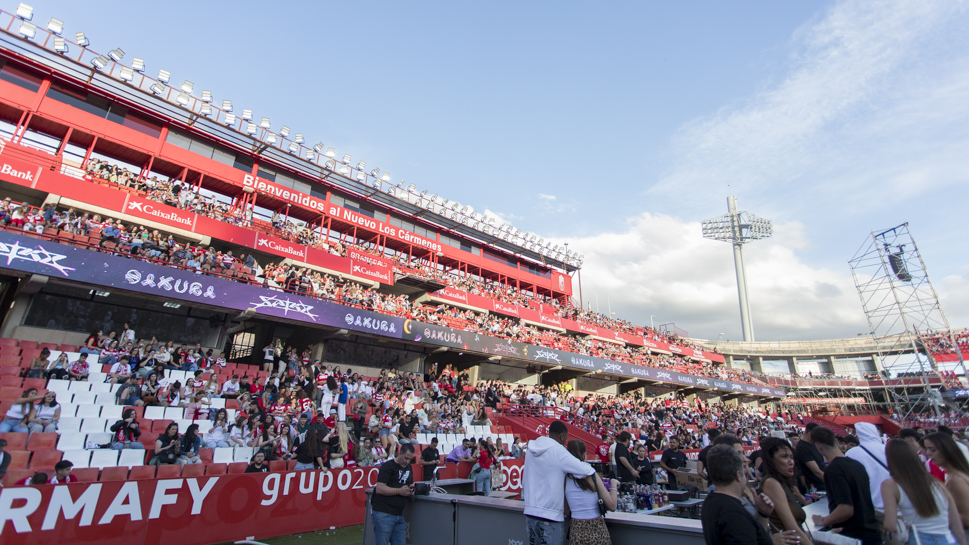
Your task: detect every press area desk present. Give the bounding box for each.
[362,490,706,545]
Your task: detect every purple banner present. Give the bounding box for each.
[0,232,403,338]
[0,232,784,397]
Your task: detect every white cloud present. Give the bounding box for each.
[567,0,969,341]
[538,193,557,201]
[648,0,969,217]
[570,213,865,341]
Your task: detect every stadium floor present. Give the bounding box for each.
[259,525,364,545]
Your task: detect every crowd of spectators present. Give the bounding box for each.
[83,160,713,346]
[1,188,770,389]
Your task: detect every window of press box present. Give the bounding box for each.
[46,81,161,138]
[331,194,385,221]
[483,249,518,269]
[166,128,253,173]
[22,292,224,345]
[0,59,43,92]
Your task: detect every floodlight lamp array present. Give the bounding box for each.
[19,9,577,269]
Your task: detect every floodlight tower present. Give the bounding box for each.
[702,196,773,342]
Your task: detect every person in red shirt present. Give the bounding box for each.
[51,461,77,484]
[270,399,292,421]
[597,434,614,464]
[68,353,90,381]
[295,388,316,416]
[474,439,497,496]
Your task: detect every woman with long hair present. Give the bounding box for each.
[565,439,617,545]
[27,391,61,434]
[925,432,969,530]
[46,352,70,380]
[206,409,230,448]
[474,438,497,496]
[294,429,326,471]
[883,438,966,545]
[142,373,161,405]
[179,423,202,465]
[758,437,813,544]
[0,388,42,434]
[150,423,180,465]
[227,415,249,448]
[254,424,281,461]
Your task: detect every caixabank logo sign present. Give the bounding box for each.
[256,236,306,260]
[126,199,193,228]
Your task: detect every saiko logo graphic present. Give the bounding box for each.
[534,349,560,363]
[761,387,772,394]
[256,237,306,259]
[494,343,519,356]
[250,295,318,321]
[696,378,711,387]
[0,240,75,276]
[344,313,398,334]
[655,371,672,381]
[126,200,192,227]
[602,362,624,374]
[124,269,216,298]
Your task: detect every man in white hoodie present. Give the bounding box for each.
[523,421,595,545]
[844,422,890,511]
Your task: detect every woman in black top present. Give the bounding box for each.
[633,444,654,485]
[150,423,180,465]
[294,429,326,471]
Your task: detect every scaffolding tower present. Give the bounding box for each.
[848,223,966,424]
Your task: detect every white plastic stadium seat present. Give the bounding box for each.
[87,432,112,446]
[89,382,112,393]
[71,391,97,405]
[57,432,87,451]
[47,379,71,392]
[68,381,91,392]
[57,403,77,417]
[233,447,254,463]
[62,449,92,468]
[80,418,108,433]
[209,398,226,409]
[94,394,116,406]
[164,407,185,419]
[100,405,124,419]
[118,449,145,467]
[89,449,120,468]
[88,372,107,383]
[212,448,234,464]
[143,406,166,420]
[75,405,101,418]
[57,417,82,433]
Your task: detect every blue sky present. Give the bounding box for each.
[31,0,969,343]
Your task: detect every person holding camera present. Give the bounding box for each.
[109,408,144,450]
[149,422,181,465]
[372,443,416,545]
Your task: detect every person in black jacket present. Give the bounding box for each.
[109,408,144,450]
[701,445,787,545]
